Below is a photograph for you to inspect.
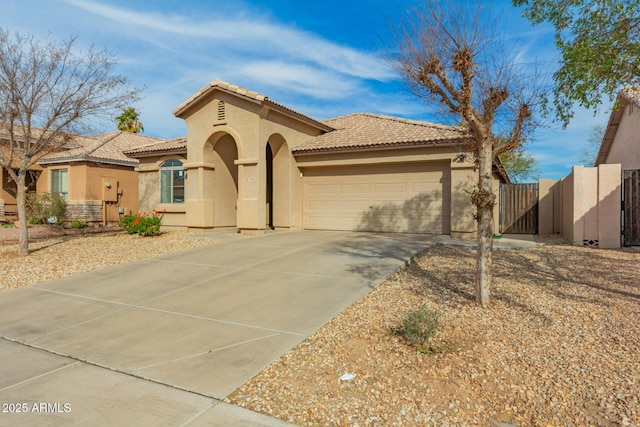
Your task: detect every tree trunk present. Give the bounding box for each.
[476,141,495,308]
[16,171,29,254]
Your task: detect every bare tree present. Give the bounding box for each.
[390,1,542,307]
[578,124,606,167]
[0,29,141,253]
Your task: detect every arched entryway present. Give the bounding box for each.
[205,133,239,227]
[265,135,291,229]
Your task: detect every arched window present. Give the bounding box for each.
[160,160,185,204]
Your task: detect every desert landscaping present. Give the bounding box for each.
[228,236,639,426]
[1,228,638,426]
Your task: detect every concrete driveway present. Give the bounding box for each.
[0,230,440,426]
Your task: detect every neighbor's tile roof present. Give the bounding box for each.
[39,131,163,166]
[124,136,187,157]
[173,79,333,132]
[291,113,471,153]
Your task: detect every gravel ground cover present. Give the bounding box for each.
[0,226,218,290]
[229,237,640,426]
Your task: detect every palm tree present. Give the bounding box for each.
[115,107,144,133]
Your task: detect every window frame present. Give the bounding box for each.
[159,159,185,204]
[50,168,69,199]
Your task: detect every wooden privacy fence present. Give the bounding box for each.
[623,170,640,246]
[499,183,539,234]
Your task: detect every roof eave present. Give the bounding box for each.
[173,84,263,118]
[173,83,333,133]
[292,139,471,155]
[125,148,188,159]
[38,156,138,167]
[263,99,334,132]
[595,93,626,166]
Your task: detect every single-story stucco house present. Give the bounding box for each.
[125,79,509,237]
[595,86,640,246]
[0,130,162,224]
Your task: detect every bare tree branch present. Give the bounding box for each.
[0,29,142,253]
[389,0,544,307]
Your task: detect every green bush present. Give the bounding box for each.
[119,210,164,236]
[70,220,87,229]
[26,192,66,225]
[391,305,441,347]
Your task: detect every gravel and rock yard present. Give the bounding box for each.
[1,228,638,426]
[228,237,640,426]
[0,225,219,290]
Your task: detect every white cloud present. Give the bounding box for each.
[234,61,360,99]
[63,0,394,82]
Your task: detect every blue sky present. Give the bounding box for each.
[1,0,611,180]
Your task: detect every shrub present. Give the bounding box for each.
[26,192,66,225]
[70,220,87,229]
[391,305,441,347]
[119,210,164,236]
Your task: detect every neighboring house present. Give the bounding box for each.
[596,86,640,169]
[126,79,508,237]
[0,130,162,224]
[596,86,640,246]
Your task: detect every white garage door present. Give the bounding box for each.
[303,163,450,233]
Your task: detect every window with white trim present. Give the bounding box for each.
[51,168,69,199]
[160,160,185,204]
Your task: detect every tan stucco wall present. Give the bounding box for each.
[560,164,621,248]
[0,169,15,207]
[450,161,477,238]
[597,163,623,248]
[561,173,574,243]
[537,179,556,235]
[605,103,640,170]
[37,162,139,223]
[137,155,187,228]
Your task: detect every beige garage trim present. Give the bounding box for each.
[302,162,451,234]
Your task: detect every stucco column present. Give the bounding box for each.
[235,159,265,234]
[538,179,556,235]
[597,163,622,248]
[450,160,476,239]
[183,162,215,228]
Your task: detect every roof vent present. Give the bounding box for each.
[217,100,225,121]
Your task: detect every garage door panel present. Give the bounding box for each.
[303,163,450,234]
[339,200,371,211]
[410,182,442,193]
[340,183,370,193]
[307,183,337,194]
[308,200,336,210]
[306,216,339,228]
[373,182,407,193]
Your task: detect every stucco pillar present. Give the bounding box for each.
[538,179,556,235]
[235,159,265,234]
[449,160,476,239]
[597,163,622,248]
[184,163,215,228]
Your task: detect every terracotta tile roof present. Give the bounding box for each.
[124,137,187,157]
[38,131,163,166]
[173,79,333,132]
[291,113,471,153]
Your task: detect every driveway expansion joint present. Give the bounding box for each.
[0,336,223,402]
